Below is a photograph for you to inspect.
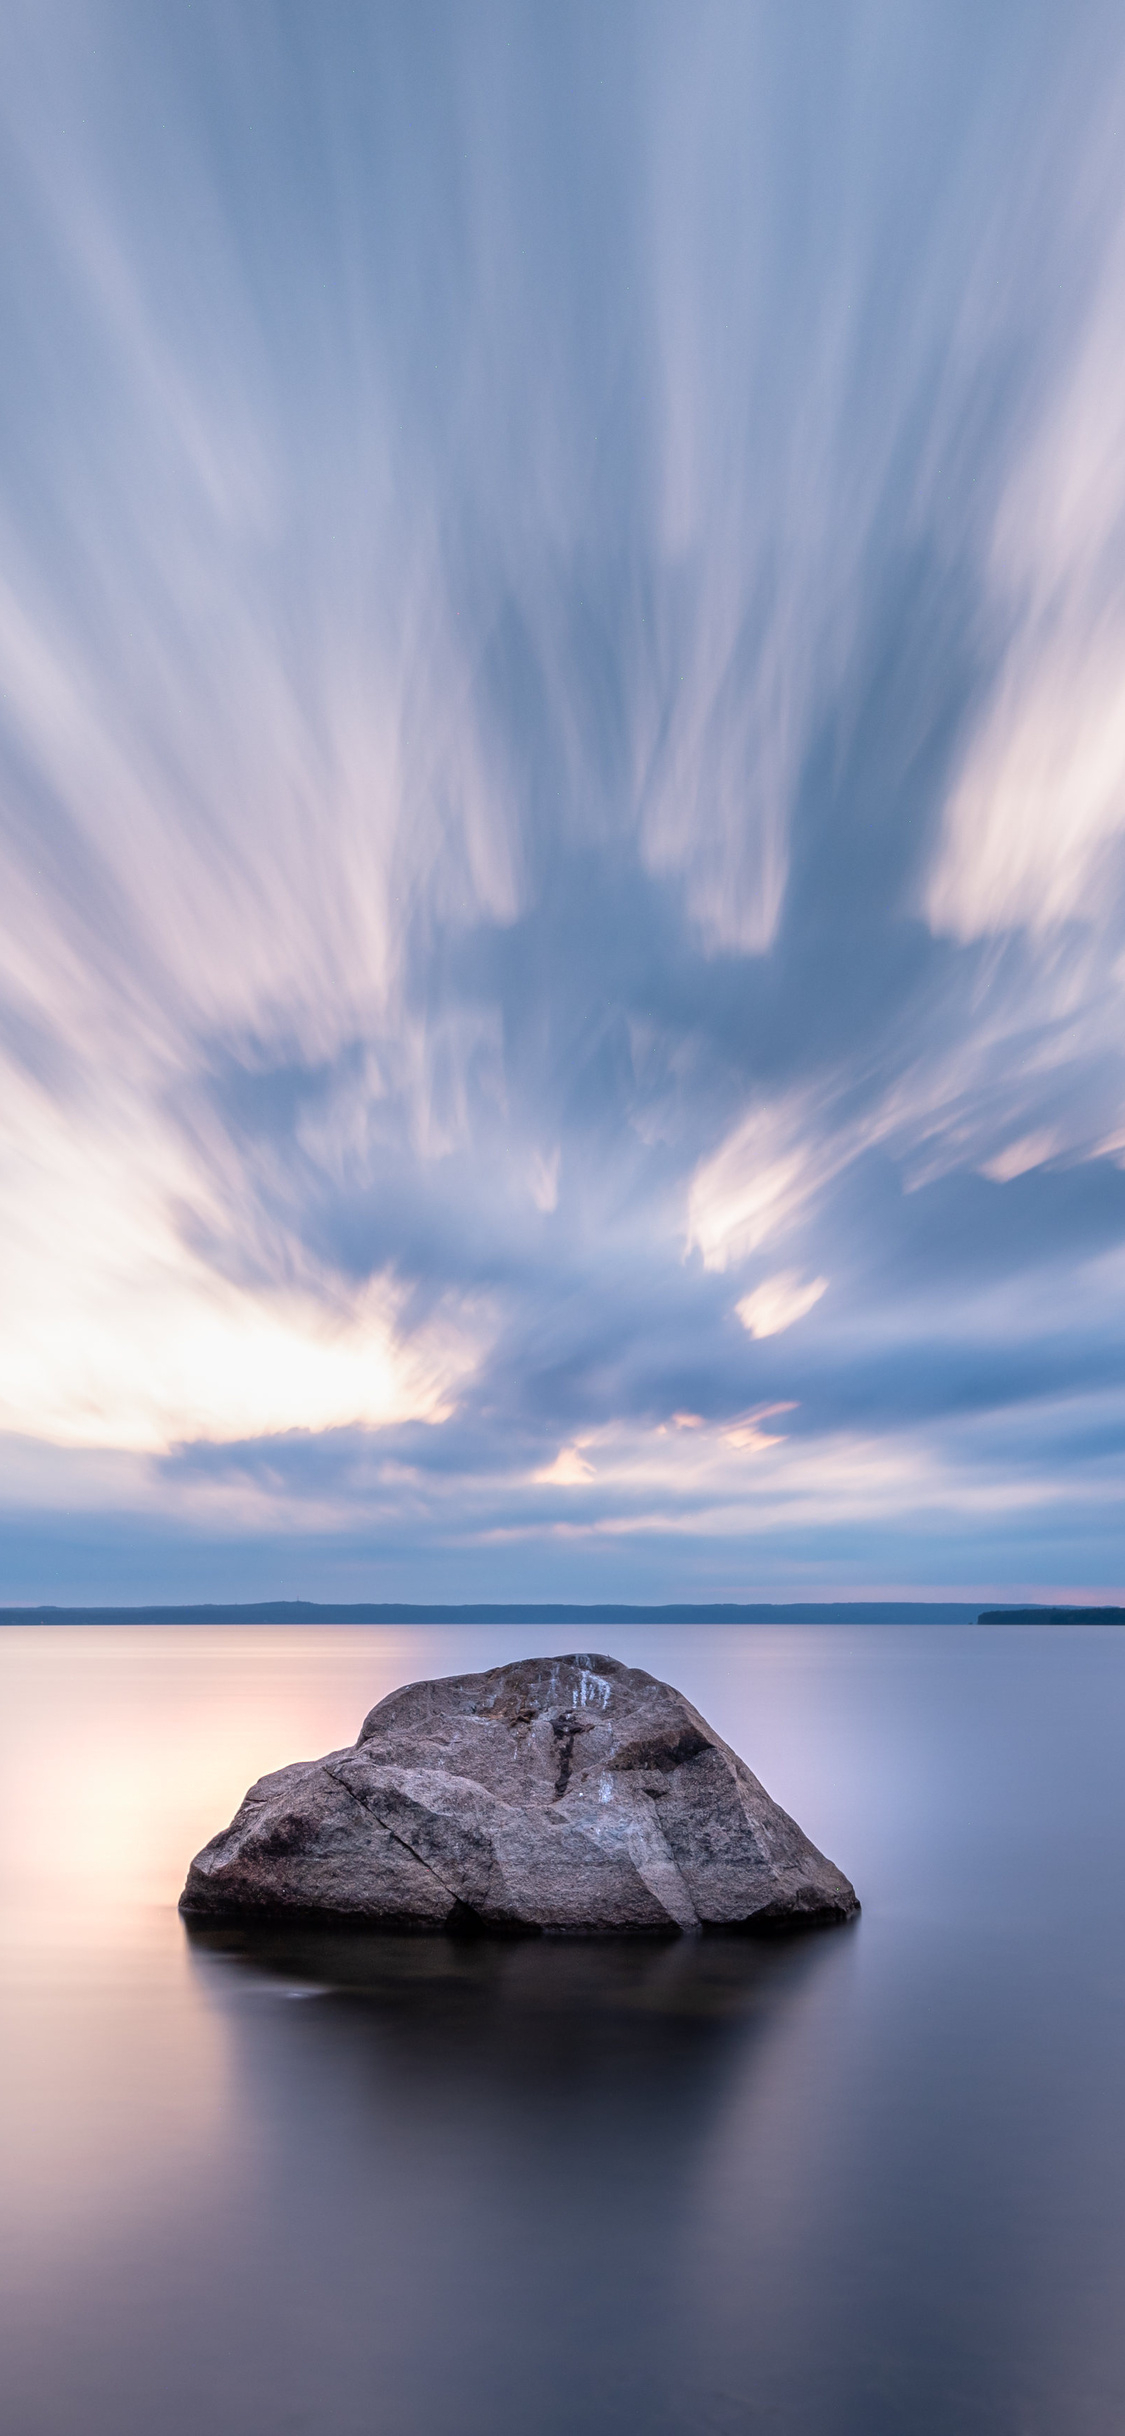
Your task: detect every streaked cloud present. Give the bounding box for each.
[1,1,1125,1595]
[736,1276,828,1341]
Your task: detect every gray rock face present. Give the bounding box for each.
[179,1652,858,1934]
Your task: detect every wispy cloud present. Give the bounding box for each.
[2,2,1125,1595]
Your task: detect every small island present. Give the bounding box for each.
[180,1652,858,1934]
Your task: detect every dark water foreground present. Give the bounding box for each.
[3,1620,1125,2435]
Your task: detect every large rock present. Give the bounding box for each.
[179,1652,858,1934]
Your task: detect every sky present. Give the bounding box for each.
[3,0,1125,1604]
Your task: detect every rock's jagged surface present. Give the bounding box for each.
[179,1652,858,1933]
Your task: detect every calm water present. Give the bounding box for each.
[2,1621,1125,2436]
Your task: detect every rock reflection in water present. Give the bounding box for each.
[172,1922,844,2436]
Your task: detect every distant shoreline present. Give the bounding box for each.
[976,1607,1125,1626]
[3,1598,1121,1625]
[5,1598,978,1624]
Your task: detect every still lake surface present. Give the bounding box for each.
[2,1620,1124,2436]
